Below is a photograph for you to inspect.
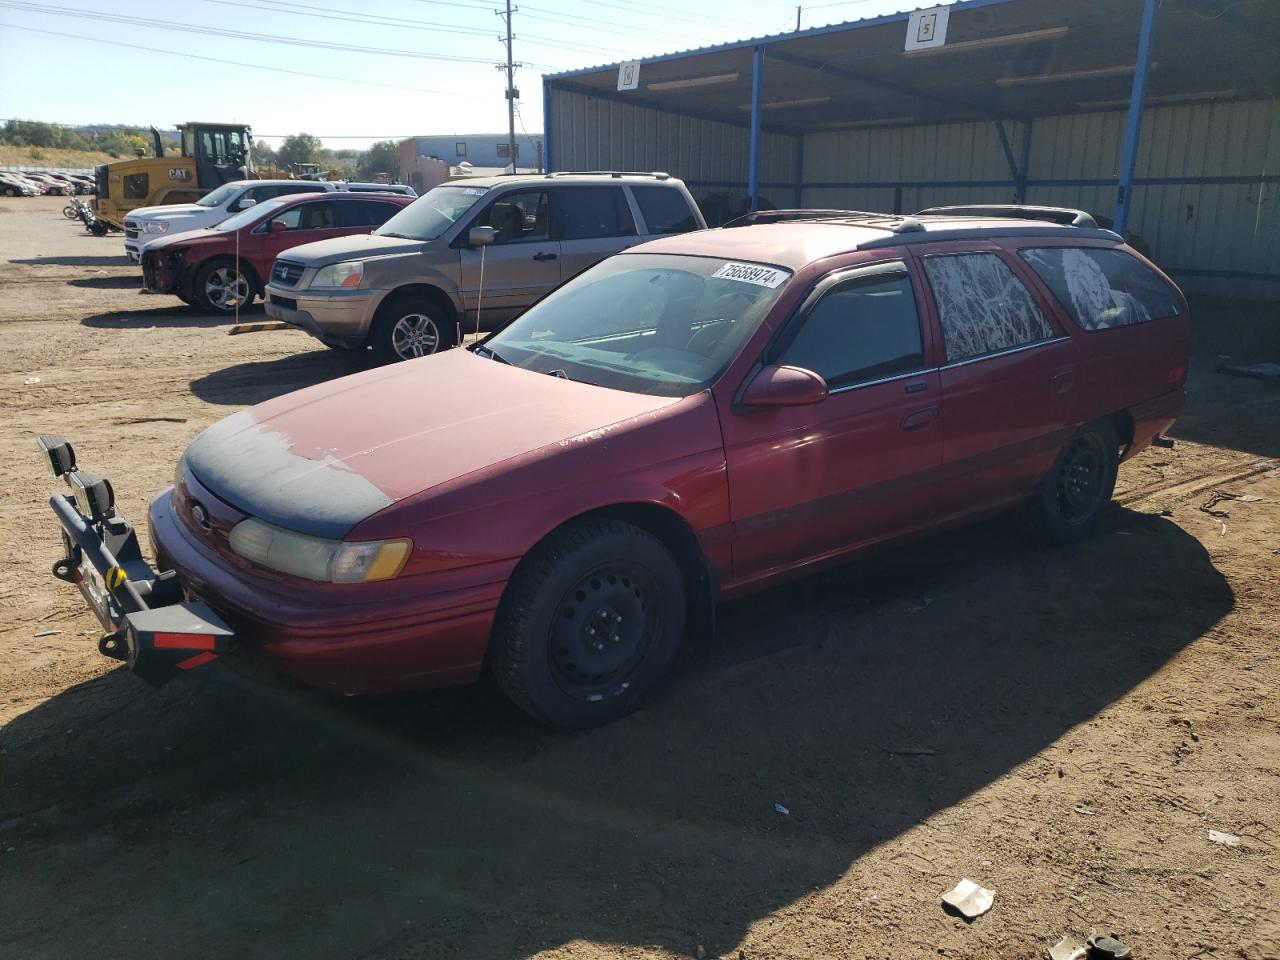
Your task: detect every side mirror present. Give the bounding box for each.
[237,197,257,211]
[268,219,287,234]
[739,364,828,410]
[468,225,496,248]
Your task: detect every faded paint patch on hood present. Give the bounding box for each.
[183,349,681,539]
[274,232,424,268]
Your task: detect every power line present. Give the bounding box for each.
[519,5,717,44]
[0,0,512,65]
[0,23,496,98]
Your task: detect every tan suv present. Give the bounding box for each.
[262,172,706,361]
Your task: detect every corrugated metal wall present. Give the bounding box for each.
[547,86,799,209]
[799,99,1280,299]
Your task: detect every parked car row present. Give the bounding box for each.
[123,178,415,263]
[1,170,95,196]
[41,178,1191,728]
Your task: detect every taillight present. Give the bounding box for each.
[1168,365,1186,384]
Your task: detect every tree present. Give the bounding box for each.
[358,140,400,181]
[276,133,324,171]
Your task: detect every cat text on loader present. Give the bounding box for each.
[91,122,254,233]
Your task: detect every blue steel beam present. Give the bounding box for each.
[1113,0,1160,235]
[748,45,764,211]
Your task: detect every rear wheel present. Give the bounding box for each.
[489,518,686,728]
[194,259,257,314]
[1035,421,1119,544]
[370,294,455,362]
[5,187,19,197]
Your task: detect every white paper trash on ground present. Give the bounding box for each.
[940,878,994,919]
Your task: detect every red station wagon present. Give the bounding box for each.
[141,192,413,314]
[41,206,1189,727]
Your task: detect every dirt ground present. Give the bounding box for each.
[1,196,1277,960]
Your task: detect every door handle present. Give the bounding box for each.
[532,251,558,261]
[1052,371,1074,394]
[900,407,939,431]
[904,380,929,394]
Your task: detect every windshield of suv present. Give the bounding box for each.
[374,184,489,241]
[485,253,791,397]
[214,197,290,233]
[196,183,240,208]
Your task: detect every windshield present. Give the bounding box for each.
[485,254,791,397]
[197,183,240,208]
[374,184,489,241]
[214,197,290,232]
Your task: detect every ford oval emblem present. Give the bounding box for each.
[191,503,211,530]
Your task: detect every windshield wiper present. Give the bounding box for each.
[377,231,416,240]
[474,345,511,364]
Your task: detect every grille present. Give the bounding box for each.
[272,259,305,286]
[124,220,139,240]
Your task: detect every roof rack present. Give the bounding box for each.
[915,204,1099,229]
[543,170,671,180]
[724,208,925,233]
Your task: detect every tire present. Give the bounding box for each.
[489,518,687,728]
[89,220,109,236]
[4,187,18,198]
[193,259,257,315]
[1035,421,1119,545]
[62,205,77,219]
[369,294,455,362]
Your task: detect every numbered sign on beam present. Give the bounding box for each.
[618,61,641,91]
[905,6,949,51]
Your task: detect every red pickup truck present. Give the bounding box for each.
[141,191,412,314]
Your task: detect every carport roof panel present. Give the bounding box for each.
[546,0,1280,132]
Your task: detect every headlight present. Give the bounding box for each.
[228,517,410,583]
[311,261,364,289]
[143,221,171,234]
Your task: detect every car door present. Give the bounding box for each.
[458,188,561,328]
[554,185,639,279]
[912,244,1077,521]
[721,260,944,582]
[259,198,343,264]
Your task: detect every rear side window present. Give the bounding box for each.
[338,198,400,228]
[776,269,924,389]
[922,253,1053,363]
[553,187,634,240]
[1020,246,1181,330]
[632,185,698,234]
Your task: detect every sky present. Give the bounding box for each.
[0,0,915,151]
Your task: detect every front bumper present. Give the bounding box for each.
[38,436,234,685]
[263,283,378,348]
[149,475,504,694]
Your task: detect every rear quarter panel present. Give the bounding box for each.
[1003,239,1190,451]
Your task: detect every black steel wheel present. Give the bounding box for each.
[489,518,686,728]
[1036,421,1119,544]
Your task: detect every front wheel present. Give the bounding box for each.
[489,519,687,728]
[1035,421,1119,544]
[62,205,77,219]
[194,259,257,315]
[5,187,19,197]
[369,295,455,362]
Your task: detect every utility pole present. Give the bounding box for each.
[498,0,519,174]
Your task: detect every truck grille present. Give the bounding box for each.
[272,259,305,286]
[124,220,140,240]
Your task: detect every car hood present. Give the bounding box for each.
[182,349,682,539]
[129,204,208,221]
[273,231,425,267]
[144,227,223,252]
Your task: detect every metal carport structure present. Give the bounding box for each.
[543,0,1280,298]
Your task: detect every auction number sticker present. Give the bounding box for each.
[712,262,787,288]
